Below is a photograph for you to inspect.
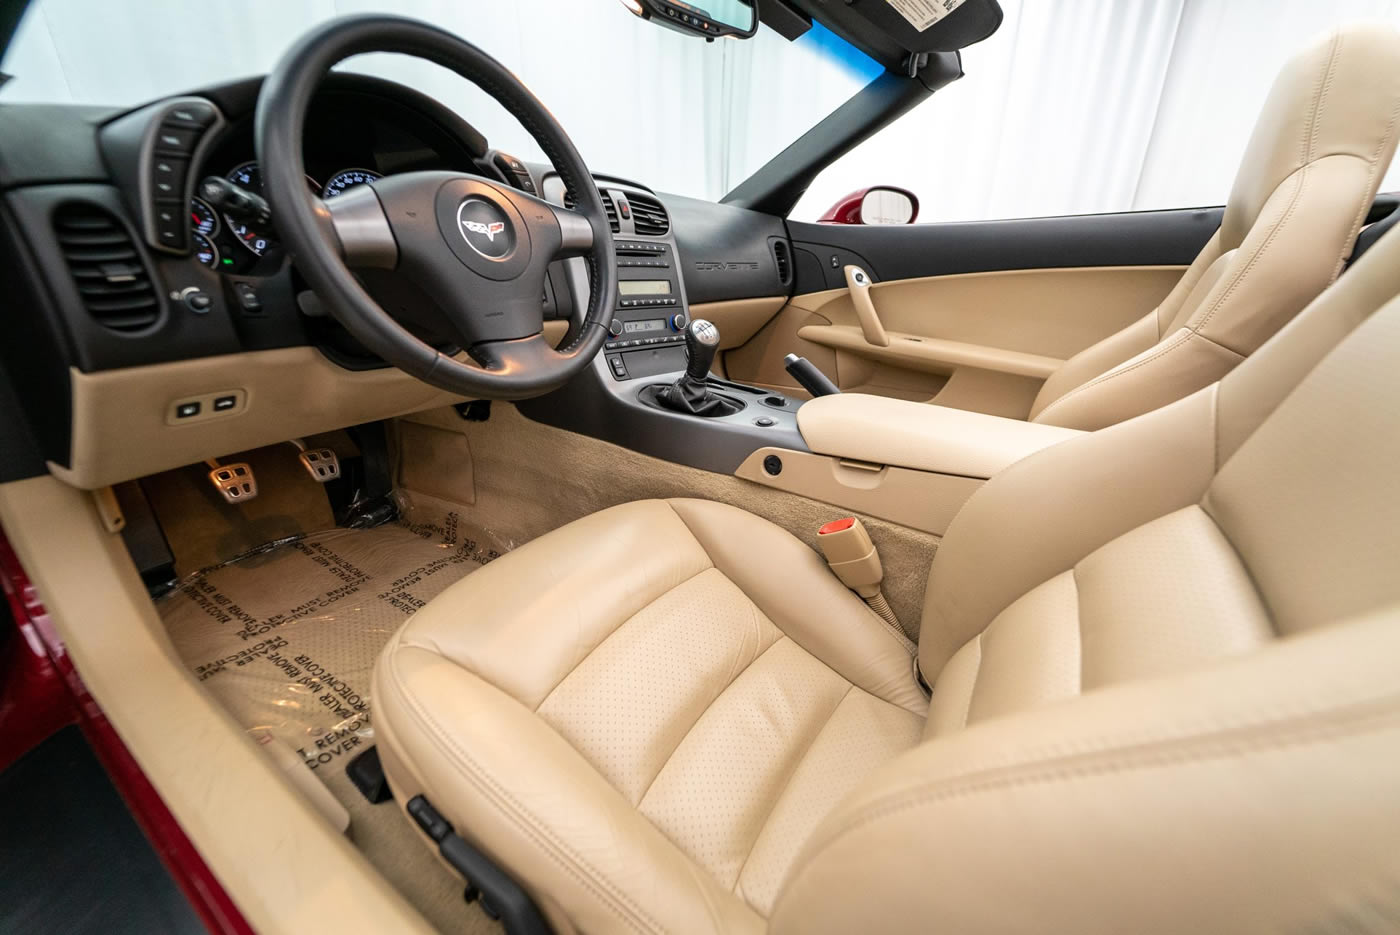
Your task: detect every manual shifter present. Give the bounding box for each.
[655,319,743,417]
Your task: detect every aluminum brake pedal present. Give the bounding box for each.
[298,447,340,483]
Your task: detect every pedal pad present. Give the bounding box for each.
[298,448,340,483]
[208,462,257,503]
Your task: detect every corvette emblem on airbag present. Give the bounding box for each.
[455,197,515,259]
[462,220,506,241]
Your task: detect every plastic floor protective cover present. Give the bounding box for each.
[157,501,510,933]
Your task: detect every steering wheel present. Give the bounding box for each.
[255,14,616,400]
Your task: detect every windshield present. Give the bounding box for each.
[0,0,882,202]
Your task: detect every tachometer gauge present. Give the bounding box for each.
[323,168,383,198]
[192,232,220,269]
[190,197,219,237]
[223,161,319,256]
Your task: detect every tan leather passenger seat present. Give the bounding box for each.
[373,200,1400,932]
[1026,24,1400,430]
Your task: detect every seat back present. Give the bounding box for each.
[770,205,1400,935]
[1028,24,1400,431]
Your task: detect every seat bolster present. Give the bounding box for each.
[666,498,926,715]
[1029,311,1159,421]
[920,387,1218,678]
[374,639,765,935]
[1031,327,1242,431]
[773,607,1400,935]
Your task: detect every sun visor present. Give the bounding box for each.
[807,0,1003,54]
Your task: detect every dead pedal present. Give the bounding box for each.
[299,448,340,483]
[208,462,257,503]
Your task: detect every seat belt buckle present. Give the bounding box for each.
[816,516,883,598]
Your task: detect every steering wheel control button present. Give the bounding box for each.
[175,401,201,419]
[455,197,515,259]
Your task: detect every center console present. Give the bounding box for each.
[522,175,808,474]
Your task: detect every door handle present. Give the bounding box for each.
[843,265,890,347]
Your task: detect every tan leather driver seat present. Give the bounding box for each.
[1026,24,1400,430]
[375,206,1400,934]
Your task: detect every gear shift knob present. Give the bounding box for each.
[683,319,721,381]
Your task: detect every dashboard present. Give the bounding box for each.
[0,72,793,488]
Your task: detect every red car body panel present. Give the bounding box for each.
[0,529,253,935]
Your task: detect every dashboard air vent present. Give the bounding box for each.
[629,193,670,237]
[772,239,792,285]
[564,188,620,233]
[53,203,159,332]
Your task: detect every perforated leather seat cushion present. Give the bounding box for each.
[374,498,925,933]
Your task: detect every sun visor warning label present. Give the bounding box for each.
[884,0,967,32]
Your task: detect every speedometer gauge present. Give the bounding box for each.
[192,232,220,269]
[223,161,319,256]
[190,197,219,237]
[323,168,383,198]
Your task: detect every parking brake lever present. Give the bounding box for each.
[784,354,840,397]
[844,264,890,347]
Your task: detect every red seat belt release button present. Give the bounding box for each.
[815,516,882,598]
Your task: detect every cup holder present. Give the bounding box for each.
[762,395,789,408]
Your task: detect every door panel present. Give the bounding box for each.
[721,206,1222,412]
[725,265,1185,413]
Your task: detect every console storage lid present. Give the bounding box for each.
[796,393,1083,479]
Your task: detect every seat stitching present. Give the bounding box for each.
[794,690,1400,873]
[732,683,857,901]
[636,634,790,806]
[1332,66,1400,280]
[1070,565,1084,696]
[533,564,715,714]
[1193,162,1308,336]
[384,648,663,935]
[1035,327,1243,424]
[960,634,983,729]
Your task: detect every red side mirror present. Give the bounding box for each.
[817,186,919,225]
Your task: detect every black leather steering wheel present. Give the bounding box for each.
[255,14,616,399]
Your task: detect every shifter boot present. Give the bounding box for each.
[654,319,744,417]
[657,375,743,416]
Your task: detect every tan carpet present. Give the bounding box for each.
[393,403,940,638]
[156,508,506,935]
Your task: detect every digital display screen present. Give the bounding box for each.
[624,318,668,334]
[618,280,672,296]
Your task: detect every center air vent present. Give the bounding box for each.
[771,239,792,285]
[628,193,670,237]
[53,203,160,332]
[564,188,620,233]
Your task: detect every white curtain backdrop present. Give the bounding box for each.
[6,0,1400,222]
[791,0,1400,221]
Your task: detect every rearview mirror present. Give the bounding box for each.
[620,0,758,41]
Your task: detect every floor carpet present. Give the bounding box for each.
[157,508,507,934]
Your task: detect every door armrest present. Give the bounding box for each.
[796,393,1083,478]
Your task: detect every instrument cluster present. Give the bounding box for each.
[188,161,386,274]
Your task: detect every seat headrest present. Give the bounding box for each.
[1222,23,1400,247]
